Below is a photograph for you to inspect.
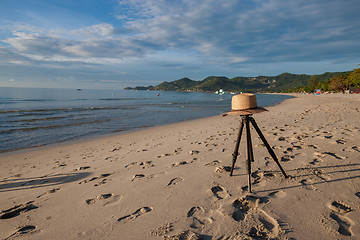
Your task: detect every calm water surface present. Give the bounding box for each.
[0,87,293,152]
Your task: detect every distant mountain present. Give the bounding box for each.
[124,71,349,92]
[153,78,197,91]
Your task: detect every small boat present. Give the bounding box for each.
[215,89,226,95]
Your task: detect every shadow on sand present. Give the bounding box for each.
[255,163,360,193]
[0,172,91,192]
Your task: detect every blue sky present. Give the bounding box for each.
[0,0,359,89]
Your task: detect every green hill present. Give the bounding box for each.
[152,78,197,91]
[124,71,350,92]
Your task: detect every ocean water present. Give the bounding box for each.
[0,87,293,153]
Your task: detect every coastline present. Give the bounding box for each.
[1,94,359,239]
[0,92,291,155]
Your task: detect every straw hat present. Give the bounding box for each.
[226,93,267,115]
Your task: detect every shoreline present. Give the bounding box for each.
[0,114,223,158]
[1,93,359,239]
[0,93,293,155]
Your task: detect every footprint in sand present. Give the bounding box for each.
[309,158,320,165]
[171,161,189,167]
[250,170,276,187]
[335,139,346,144]
[307,144,318,149]
[117,207,152,224]
[5,225,37,240]
[315,151,345,160]
[189,150,200,155]
[330,213,353,236]
[157,153,172,158]
[150,223,174,237]
[125,162,137,168]
[139,161,154,168]
[146,172,166,179]
[1,202,38,219]
[327,201,354,236]
[247,209,281,239]
[205,160,221,166]
[277,137,286,142]
[73,166,90,171]
[174,147,182,154]
[300,179,317,191]
[323,151,346,160]
[37,187,60,198]
[214,166,231,173]
[79,173,112,186]
[110,146,121,152]
[312,169,331,181]
[94,179,108,186]
[125,161,154,169]
[291,144,302,150]
[211,185,230,200]
[282,147,294,154]
[231,196,258,221]
[157,148,183,159]
[103,195,123,206]
[132,174,145,181]
[356,192,360,199]
[329,201,353,214]
[86,193,112,204]
[53,161,67,168]
[322,134,333,139]
[230,196,281,239]
[264,157,270,166]
[86,193,122,206]
[280,155,293,162]
[352,146,360,152]
[163,230,200,240]
[166,177,183,187]
[186,206,213,229]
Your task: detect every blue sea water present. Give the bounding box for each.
[0,87,293,153]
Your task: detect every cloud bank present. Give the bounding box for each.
[0,0,359,87]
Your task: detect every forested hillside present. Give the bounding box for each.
[125,70,358,93]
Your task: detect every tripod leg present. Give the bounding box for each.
[245,116,253,192]
[230,117,245,176]
[246,117,254,162]
[249,117,288,178]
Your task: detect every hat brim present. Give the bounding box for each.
[225,107,268,116]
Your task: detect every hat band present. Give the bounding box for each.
[232,106,258,111]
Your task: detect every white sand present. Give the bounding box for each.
[1,93,359,239]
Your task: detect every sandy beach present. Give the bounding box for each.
[1,93,359,240]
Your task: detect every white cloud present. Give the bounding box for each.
[1,0,359,73]
[113,0,360,63]
[8,60,26,64]
[230,57,248,64]
[71,23,115,37]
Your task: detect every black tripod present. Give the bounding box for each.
[230,115,288,193]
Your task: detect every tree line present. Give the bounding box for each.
[282,67,360,93]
